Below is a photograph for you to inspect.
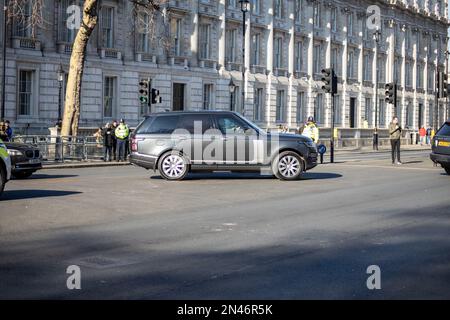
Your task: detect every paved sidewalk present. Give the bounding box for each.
[40,145,431,169]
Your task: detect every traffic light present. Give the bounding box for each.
[139,79,149,104]
[321,68,337,95]
[151,88,162,104]
[385,83,397,104]
[438,71,448,98]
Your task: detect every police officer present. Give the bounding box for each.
[301,116,319,144]
[115,119,130,162]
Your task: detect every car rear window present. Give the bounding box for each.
[134,117,154,134]
[144,115,180,134]
[437,123,450,137]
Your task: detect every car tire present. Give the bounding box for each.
[444,166,450,175]
[0,165,5,197]
[272,151,304,181]
[13,171,34,179]
[158,151,190,181]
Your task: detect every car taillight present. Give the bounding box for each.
[131,138,138,152]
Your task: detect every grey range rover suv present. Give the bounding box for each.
[130,111,318,181]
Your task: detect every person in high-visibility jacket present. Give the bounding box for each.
[0,138,12,196]
[301,116,319,144]
[115,119,130,162]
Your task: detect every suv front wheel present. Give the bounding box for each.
[272,151,304,181]
[158,152,190,181]
[444,165,450,175]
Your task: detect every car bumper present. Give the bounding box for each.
[430,152,450,165]
[12,161,42,173]
[130,153,157,170]
[305,152,318,170]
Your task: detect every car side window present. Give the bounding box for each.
[146,116,180,134]
[177,115,215,134]
[437,123,450,136]
[215,115,250,135]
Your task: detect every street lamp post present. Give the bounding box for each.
[1,0,8,121]
[373,29,381,151]
[56,64,64,128]
[239,0,249,115]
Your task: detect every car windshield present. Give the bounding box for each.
[235,114,266,135]
[437,123,450,137]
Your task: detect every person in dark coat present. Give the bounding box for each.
[111,120,118,161]
[102,123,114,162]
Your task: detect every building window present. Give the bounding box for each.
[295,0,302,24]
[60,0,80,43]
[379,99,386,127]
[314,93,323,125]
[295,42,303,72]
[347,13,354,36]
[251,33,260,66]
[254,88,264,121]
[331,47,340,76]
[171,18,182,56]
[365,97,372,126]
[103,77,116,119]
[227,0,237,8]
[14,0,33,37]
[377,57,386,84]
[137,13,151,53]
[417,64,424,89]
[428,67,434,90]
[313,44,322,74]
[203,84,213,110]
[331,7,337,32]
[313,3,321,28]
[394,56,402,83]
[274,37,283,69]
[274,0,283,19]
[251,0,260,15]
[18,70,33,116]
[276,90,285,122]
[225,29,237,63]
[333,95,341,125]
[363,53,371,81]
[101,7,114,48]
[199,24,211,59]
[405,61,412,87]
[406,103,413,128]
[296,91,305,123]
[347,51,355,79]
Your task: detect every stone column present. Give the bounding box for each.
[218,0,226,74]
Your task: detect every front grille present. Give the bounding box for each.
[24,150,40,159]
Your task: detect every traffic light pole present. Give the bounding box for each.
[330,93,335,164]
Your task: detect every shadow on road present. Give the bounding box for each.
[151,171,342,181]
[13,174,78,180]
[0,190,82,201]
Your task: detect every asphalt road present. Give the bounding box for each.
[1,150,449,299]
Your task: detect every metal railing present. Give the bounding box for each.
[11,135,113,163]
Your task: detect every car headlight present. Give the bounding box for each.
[302,140,316,148]
[7,149,23,156]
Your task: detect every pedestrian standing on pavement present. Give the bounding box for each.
[102,123,114,162]
[426,127,432,145]
[111,120,118,161]
[4,120,13,142]
[115,119,130,162]
[301,116,320,144]
[419,126,426,146]
[389,116,402,165]
[93,127,103,148]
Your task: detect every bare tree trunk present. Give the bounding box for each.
[61,0,98,137]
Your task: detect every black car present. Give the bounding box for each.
[130,111,318,181]
[5,142,42,179]
[430,120,450,175]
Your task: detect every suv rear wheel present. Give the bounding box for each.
[158,152,189,181]
[272,151,304,181]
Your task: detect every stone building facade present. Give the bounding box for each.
[0,0,449,134]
